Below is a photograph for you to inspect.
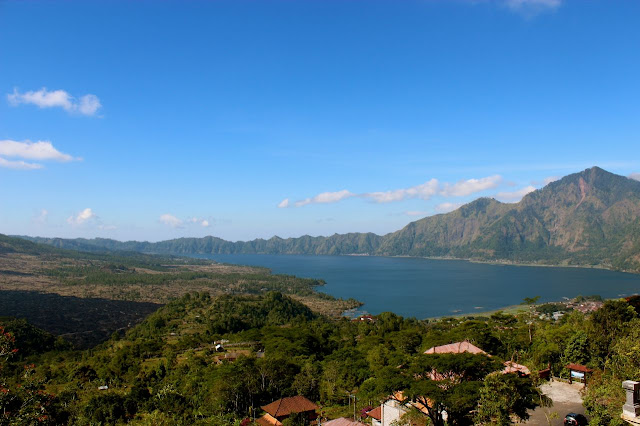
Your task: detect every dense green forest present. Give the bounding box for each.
[23,167,640,273]
[2,291,639,425]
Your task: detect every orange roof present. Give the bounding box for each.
[565,363,593,373]
[256,414,282,426]
[502,361,531,375]
[424,341,487,355]
[366,406,382,421]
[261,396,319,418]
[390,391,432,416]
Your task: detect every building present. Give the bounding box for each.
[502,361,531,377]
[365,406,381,426]
[367,392,441,426]
[323,418,367,426]
[256,396,319,426]
[424,341,487,355]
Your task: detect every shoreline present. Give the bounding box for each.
[205,251,637,275]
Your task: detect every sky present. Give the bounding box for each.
[1,0,639,242]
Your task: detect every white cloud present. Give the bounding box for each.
[170,215,210,228]
[0,139,76,162]
[295,190,355,207]
[629,173,640,182]
[544,175,560,185]
[77,94,101,116]
[67,208,97,225]
[366,179,440,203]
[505,0,562,16]
[435,202,463,213]
[495,185,536,202]
[7,87,102,116]
[278,198,290,208]
[32,209,49,224]
[282,175,504,208]
[405,210,430,217]
[159,214,184,228]
[0,157,43,170]
[440,175,502,197]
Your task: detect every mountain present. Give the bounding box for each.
[21,167,640,272]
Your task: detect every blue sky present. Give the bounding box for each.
[1,0,639,242]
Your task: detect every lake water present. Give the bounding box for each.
[195,254,640,319]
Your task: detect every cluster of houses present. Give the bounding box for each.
[251,340,532,426]
[360,341,531,426]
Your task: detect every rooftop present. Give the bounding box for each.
[424,341,487,355]
[261,395,319,418]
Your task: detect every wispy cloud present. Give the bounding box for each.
[0,139,77,162]
[495,185,537,202]
[630,173,640,182]
[159,214,184,228]
[440,175,503,197]
[0,139,79,170]
[405,210,430,217]
[7,87,102,116]
[32,209,49,224]
[365,179,439,203]
[188,217,210,227]
[294,190,355,207]
[434,202,463,213]
[67,208,97,225]
[161,214,211,228]
[531,175,560,186]
[277,198,290,208]
[282,175,503,208]
[504,0,562,17]
[0,157,43,170]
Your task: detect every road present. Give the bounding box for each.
[524,381,587,425]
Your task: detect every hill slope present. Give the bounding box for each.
[21,167,640,272]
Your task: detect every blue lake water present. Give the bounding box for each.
[194,254,640,319]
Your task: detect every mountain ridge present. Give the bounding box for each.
[19,167,640,272]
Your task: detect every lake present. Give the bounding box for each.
[196,254,640,319]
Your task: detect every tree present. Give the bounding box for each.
[521,296,541,343]
[475,372,543,425]
[584,319,640,425]
[560,330,590,367]
[405,353,502,426]
[587,300,636,366]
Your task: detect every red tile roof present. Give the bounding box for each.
[424,341,487,355]
[261,396,319,418]
[366,406,382,421]
[565,363,593,373]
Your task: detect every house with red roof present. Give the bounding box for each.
[256,396,319,426]
[423,340,487,355]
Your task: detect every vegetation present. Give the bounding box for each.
[0,234,360,349]
[23,167,640,273]
[1,291,638,425]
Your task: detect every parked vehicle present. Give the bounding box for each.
[564,413,588,425]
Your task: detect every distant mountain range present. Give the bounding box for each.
[20,167,640,272]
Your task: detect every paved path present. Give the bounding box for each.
[523,381,587,425]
